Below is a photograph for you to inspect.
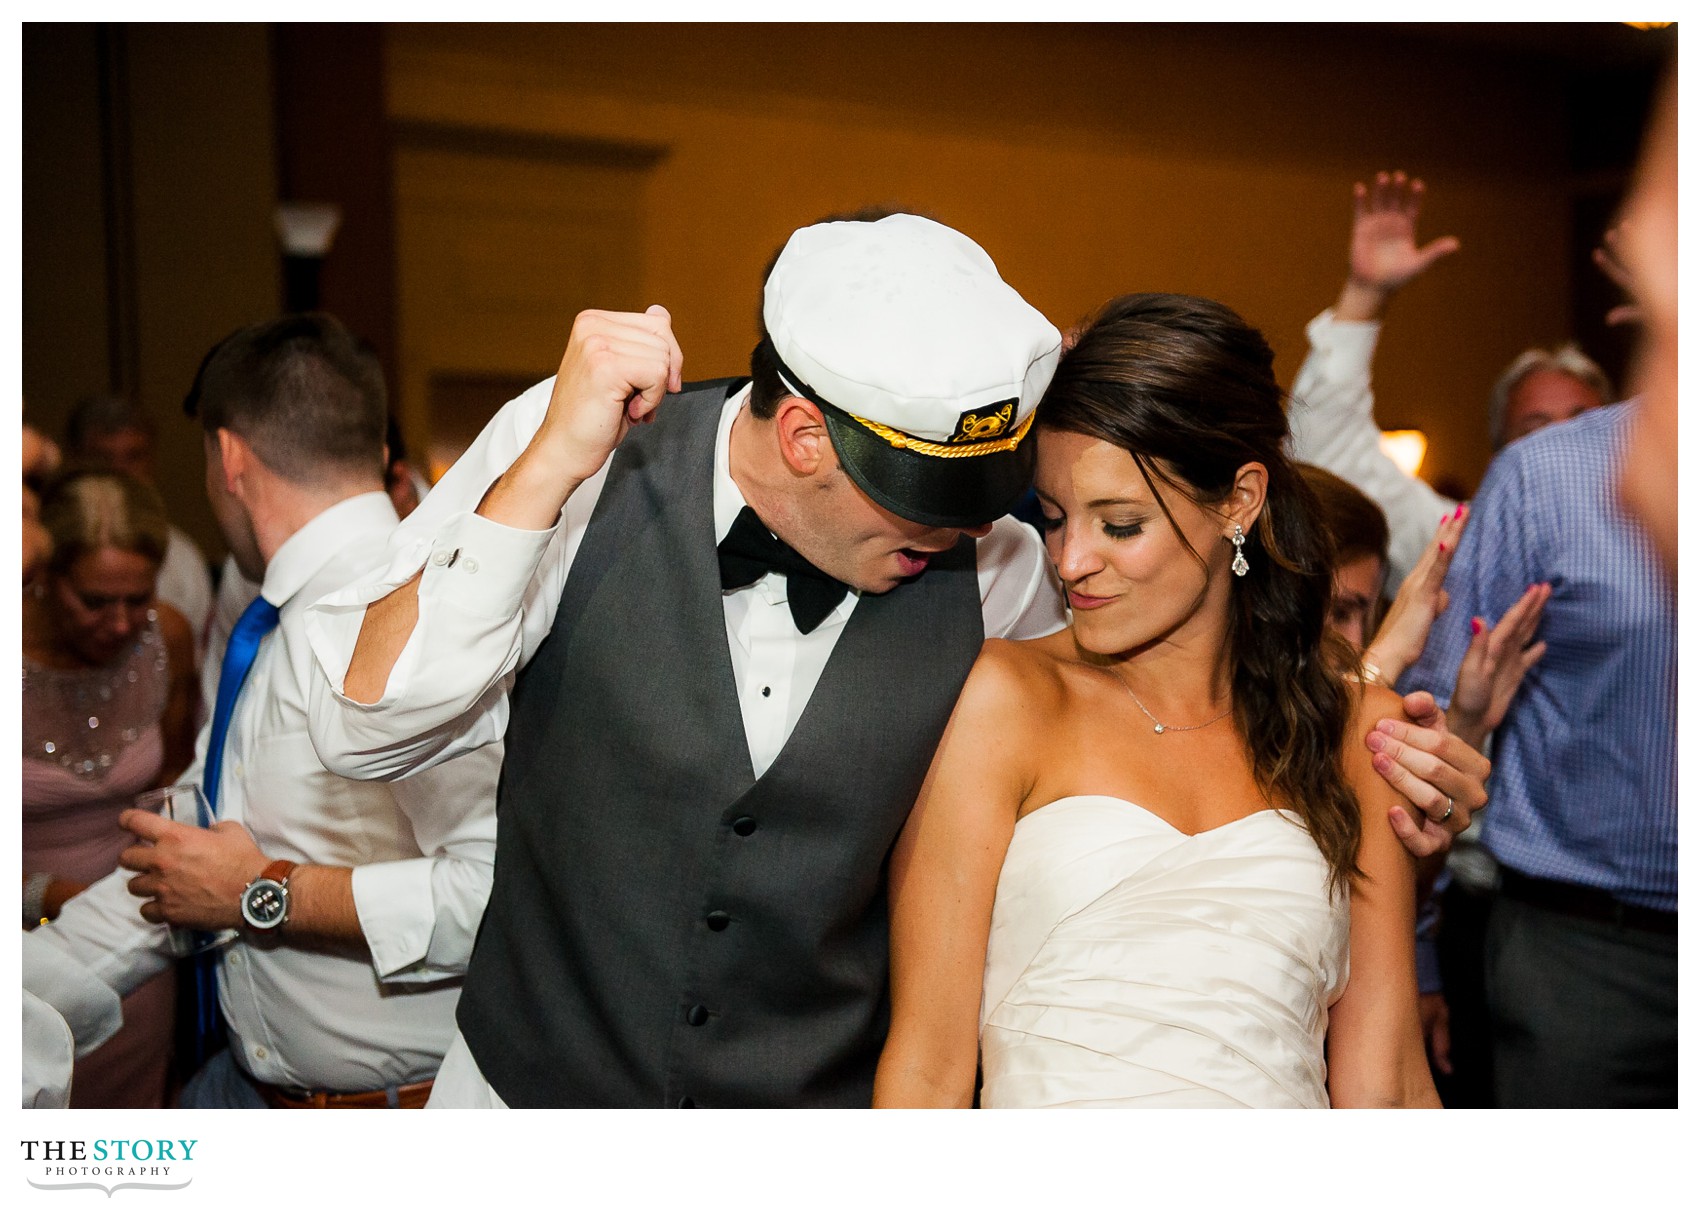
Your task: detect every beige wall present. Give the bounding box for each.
[385,23,1583,495]
[25,22,1617,539]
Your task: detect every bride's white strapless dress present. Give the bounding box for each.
[979,795,1350,1108]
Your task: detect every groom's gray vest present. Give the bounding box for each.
[456,379,985,1106]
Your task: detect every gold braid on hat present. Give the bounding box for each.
[848,408,1035,458]
[767,337,1035,460]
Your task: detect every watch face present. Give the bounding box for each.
[241,880,288,930]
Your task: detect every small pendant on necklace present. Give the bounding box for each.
[1153,724,1165,734]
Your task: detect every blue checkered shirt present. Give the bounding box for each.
[1399,404,1676,911]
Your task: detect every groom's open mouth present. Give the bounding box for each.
[894,549,933,577]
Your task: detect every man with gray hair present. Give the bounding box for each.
[1487,344,1611,451]
[1401,398,1674,1106]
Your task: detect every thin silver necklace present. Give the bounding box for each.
[1106,667,1232,735]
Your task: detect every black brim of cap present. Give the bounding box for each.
[820,402,1036,530]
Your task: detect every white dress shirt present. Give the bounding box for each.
[37,492,502,1093]
[305,380,1066,782]
[1287,309,1459,591]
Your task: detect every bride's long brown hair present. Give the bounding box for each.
[1041,293,1362,892]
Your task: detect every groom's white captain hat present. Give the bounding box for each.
[762,213,1062,529]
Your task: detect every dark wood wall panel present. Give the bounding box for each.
[271,24,398,405]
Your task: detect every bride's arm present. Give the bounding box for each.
[1327,683,1444,1108]
[873,640,1040,1108]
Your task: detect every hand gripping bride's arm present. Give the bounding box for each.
[873,641,1040,1108]
[1327,684,1444,1108]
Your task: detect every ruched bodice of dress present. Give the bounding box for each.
[980,795,1350,1108]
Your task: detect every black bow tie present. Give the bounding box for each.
[717,506,849,635]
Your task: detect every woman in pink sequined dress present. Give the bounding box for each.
[23,471,197,1107]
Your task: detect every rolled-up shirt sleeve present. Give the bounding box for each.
[349,738,502,982]
[305,374,605,781]
[1288,309,1459,590]
[306,511,555,780]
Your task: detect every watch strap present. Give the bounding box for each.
[256,859,297,886]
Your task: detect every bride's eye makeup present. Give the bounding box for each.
[1034,510,1065,534]
[1101,517,1146,540]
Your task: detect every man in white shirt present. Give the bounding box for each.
[33,314,500,1108]
[1287,171,1608,590]
[307,215,1489,1107]
[196,413,421,732]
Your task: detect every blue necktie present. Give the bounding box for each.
[202,595,282,818]
[187,594,281,1071]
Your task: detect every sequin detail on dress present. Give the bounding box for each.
[22,611,170,779]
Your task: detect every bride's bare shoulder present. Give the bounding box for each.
[967,632,1076,715]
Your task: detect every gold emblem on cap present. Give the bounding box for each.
[851,407,1036,459]
[956,404,1013,442]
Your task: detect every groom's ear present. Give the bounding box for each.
[774,396,831,477]
[1221,461,1268,535]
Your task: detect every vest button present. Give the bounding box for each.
[686,1004,710,1027]
[731,816,757,836]
[706,910,730,931]
[677,1095,696,1108]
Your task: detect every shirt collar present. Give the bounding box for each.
[713,383,755,544]
[711,383,858,618]
[259,491,399,608]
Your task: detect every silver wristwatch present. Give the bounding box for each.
[239,860,297,931]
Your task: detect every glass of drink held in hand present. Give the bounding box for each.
[132,783,239,957]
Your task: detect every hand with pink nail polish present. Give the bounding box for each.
[1446,583,1552,749]
[1363,503,1471,685]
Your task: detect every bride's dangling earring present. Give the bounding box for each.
[1230,525,1249,577]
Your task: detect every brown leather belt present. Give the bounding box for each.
[1499,868,1677,937]
[258,1078,433,1109]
